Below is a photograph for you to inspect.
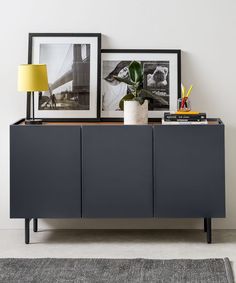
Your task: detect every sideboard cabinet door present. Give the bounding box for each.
[82,126,153,218]
[154,125,225,218]
[10,126,81,218]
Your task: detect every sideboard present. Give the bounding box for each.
[10,119,225,244]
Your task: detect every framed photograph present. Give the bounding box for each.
[27,33,101,120]
[101,49,181,120]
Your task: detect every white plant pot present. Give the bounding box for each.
[124,100,148,125]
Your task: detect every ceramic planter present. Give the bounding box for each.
[124,100,148,125]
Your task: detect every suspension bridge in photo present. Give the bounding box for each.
[50,44,90,93]
[40,44,91,110]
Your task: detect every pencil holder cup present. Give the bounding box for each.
[178,98,191,112]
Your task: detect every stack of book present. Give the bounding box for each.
[162,112,207,125]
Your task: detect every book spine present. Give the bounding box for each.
[162,119,208,125]
[164,114,206,120]
[165,118,206,122]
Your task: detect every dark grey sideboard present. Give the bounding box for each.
[10,119,225,244]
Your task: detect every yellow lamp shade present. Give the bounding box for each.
[18,64,49,92]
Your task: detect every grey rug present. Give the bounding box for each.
[0,258,233,283]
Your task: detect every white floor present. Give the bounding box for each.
[0,229,236,276]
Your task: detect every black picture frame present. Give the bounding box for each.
[27,33,101,121]
[100,49,181,121]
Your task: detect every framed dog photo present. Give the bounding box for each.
[28,33,101,120]
[101,49,181,120]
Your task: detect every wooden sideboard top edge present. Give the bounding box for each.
[12,118,223,126]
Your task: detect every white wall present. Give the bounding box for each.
[0,0,235,229]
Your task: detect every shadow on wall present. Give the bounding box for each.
[32,229,236,245]
[40,218,205,230]
[224,124,236,226]
[181,51,207,112]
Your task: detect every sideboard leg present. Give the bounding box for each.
[25,218,30,244]
[33,218,38,232]
[206,218,212,244]
[204,218,207,232]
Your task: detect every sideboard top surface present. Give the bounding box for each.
[13,118,223,126]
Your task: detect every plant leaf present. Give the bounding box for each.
[113,76,135,85]
[133,96,145,105]
[128,61,143,83]
[119,93,135,110]
[139,89,169,106]
[139,89,156,100]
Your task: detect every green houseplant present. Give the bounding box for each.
[114,61,154,109]
[114,61,154,124]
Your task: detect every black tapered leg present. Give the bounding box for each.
[206,218,212,244]
[33,219,38,232]
[204,218,207,232]
[25,218,30,244]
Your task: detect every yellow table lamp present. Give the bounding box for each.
[18,64,49,124]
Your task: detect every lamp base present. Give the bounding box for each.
[25,119,43,125]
